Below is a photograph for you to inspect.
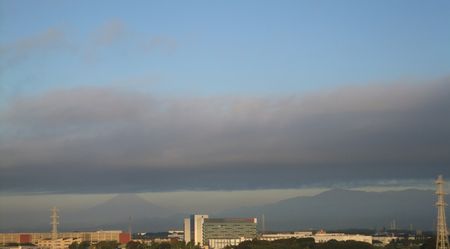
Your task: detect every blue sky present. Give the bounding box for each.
[1,0,449,99]
[1,0,450,221]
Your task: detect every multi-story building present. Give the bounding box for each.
[0,231,131,246]
[37,238,81,249]
[167,231,184,241]
[203,218,257,245]
[184,214,209,246]
[184,215,257,249]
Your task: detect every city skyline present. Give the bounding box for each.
[1,0,450,232]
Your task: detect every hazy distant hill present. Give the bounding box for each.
[62,194,176,230]
[218,188,435,231]
[0,208,50,232]
[0,189,436,232]
[85,193,172,219]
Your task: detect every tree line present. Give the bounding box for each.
[224,238,373,249]
[69,240,200,249]
[68,237,442,249]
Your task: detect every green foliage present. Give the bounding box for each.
[95,241,119,249]
[317,240,373,249]
[228,238,374,249]
[184,241,201,249]
[80,241,91,249]
[419,237,435,249]
[232,238,315,249]
[129,240,197,249]
[127,241,147,249]
[158,242,171,249]
[69,241,91,249]
[69,242,80,249]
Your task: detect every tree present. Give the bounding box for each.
[69,242,79,249]
[420,237,435,249]
[158,242,171,249]
[95,241,119,249]
[79,241,91,249]
[127,241,145,249]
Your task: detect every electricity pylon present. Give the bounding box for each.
[436,175,449,249]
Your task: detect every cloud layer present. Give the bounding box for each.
[1,79,449,193]
[0,19,177,68]
[0,28,71,68]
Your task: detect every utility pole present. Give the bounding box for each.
[436,175,449,249]
[128,216,132,236]
[261,214,265,234]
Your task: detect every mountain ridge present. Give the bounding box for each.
[217,188,435,231]
[0,189,436,232]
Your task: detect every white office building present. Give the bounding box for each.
[183,215,257,248]
[184,214,209,246]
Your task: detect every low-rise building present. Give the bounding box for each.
[0,245,39,249]
[313,231,372,244]
[0,231,131,246]
[183,215,257,249]
[259,231,372,244]
[167,231,184,241]
[372,235,398,246]
[208,238,251,249]
[37,238,81,249]
[259,232,313,241]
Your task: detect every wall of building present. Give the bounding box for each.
[259,232,372,245]
[184,214,209,246]
[313,233,372,244]
[183,215,257,248]
[0,231,130,245]
[203,218,257,244]
[37,238,81,249]
[183,219,191,243]
[193,215,209,246]
[208,238,250,249]
[259,232,313,241]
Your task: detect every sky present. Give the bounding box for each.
[1,0,450,218]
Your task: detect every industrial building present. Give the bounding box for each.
[167,230,184,241]
[259,230,372,244]
[0,208,131,249]
[312,230,372,244]
[259,231,313,241]
[0,231,131,246]
[183,215,257,249]
[37,238,81,249]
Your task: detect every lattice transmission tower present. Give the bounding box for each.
[436,175,449,249]
[50,207,59,241]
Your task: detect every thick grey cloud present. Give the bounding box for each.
[1,79,449,193]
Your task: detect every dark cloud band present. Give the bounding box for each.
[1,79,449,193]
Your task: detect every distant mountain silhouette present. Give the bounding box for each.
[88,193,172,218]
[0,189,436,232]
[218,188,435,231]
[63,194,176,231]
